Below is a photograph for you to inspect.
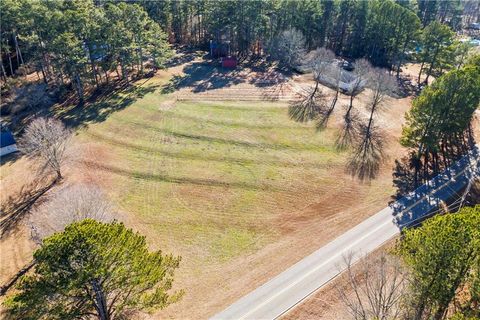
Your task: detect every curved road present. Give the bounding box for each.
[211,146,480,320]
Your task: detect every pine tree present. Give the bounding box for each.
[4,219,183,320]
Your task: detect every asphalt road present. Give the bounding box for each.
[211,146,480,320]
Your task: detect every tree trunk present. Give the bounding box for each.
[311,80,319,98]
[396,40,408,78]
[91,279,109,320]
[115,65,121,81]
[413,154,419,188]
[330,89,339,111]
[87,43,99,87]
[13,32,24,76]
[424,47,440,85]
[365,101,377,139]
[40,64,48,85]
[345,94,355,120]
[56,168,63,181]
[74,73,84,104]
[120,56,128,82]
[104,69,109,84]
[1,63,7,81]
[139,45,144,75]
[417,61,425,84]
[8,53,14,77]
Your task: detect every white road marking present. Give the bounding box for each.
[238,216,395,319]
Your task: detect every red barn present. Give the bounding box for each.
[221,56,237,68]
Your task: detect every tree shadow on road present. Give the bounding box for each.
[389,140,479,228]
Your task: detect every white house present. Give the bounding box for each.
[0,131,18,157]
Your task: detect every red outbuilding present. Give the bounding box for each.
[221,56,237,68]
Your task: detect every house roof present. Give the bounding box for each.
[0,131,16,148]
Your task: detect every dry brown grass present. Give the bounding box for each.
[0,59,416,319]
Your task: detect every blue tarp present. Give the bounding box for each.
[0,131,16,148]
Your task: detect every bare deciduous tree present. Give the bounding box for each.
[289,47,335,123]
[317,64,344,129]
[308,47,336,80]
[2,184,114,296]
[345,59,372,121]
[348,68,397,180]
[20,117,72,180]
[338,253,408,320]
[270,28,306,68]
[29,184,114,243]
[336,59,373,150]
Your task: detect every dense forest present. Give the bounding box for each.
[1,0,171,103]
[1,0,479,96]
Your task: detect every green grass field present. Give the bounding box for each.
[76,77,349,266]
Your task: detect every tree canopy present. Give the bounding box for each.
[2,0,468,84]
[0,0,171,101]
[396,206,480,320]
[4,219,183,320]
[399,56,480,187]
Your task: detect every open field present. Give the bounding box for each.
[0,58,413,319]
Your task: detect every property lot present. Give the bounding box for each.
[0,59,409,319]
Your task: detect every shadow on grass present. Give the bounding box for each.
[162,62,246,94]
[85,130,326,169]
[93,117,321,152]
[161,59,290,95]
[0,176,57,237]
[0,152,20,167]
[56,79,160,129]
[84,161,283,192]
[1,76,161,168]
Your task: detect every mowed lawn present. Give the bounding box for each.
[75,75,349,271]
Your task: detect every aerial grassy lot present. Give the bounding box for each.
[1,68,400,318]
[76,75,348,264]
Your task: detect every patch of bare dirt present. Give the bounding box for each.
[69,141,117,190]
[0,57,415,319]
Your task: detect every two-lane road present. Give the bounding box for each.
[211,146,480,320]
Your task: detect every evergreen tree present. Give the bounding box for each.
[396,206,480,320]
[401,59,480,184]
[417,21,455,84]
[4,219,183,320]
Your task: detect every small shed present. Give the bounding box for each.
[0,131,18,157]
[221,56,237,68]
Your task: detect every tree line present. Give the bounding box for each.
[395,54,480,195]
[2,0,473,90]
[278,24,476,181]
[137,0,464,70]
[1,0,171,103]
